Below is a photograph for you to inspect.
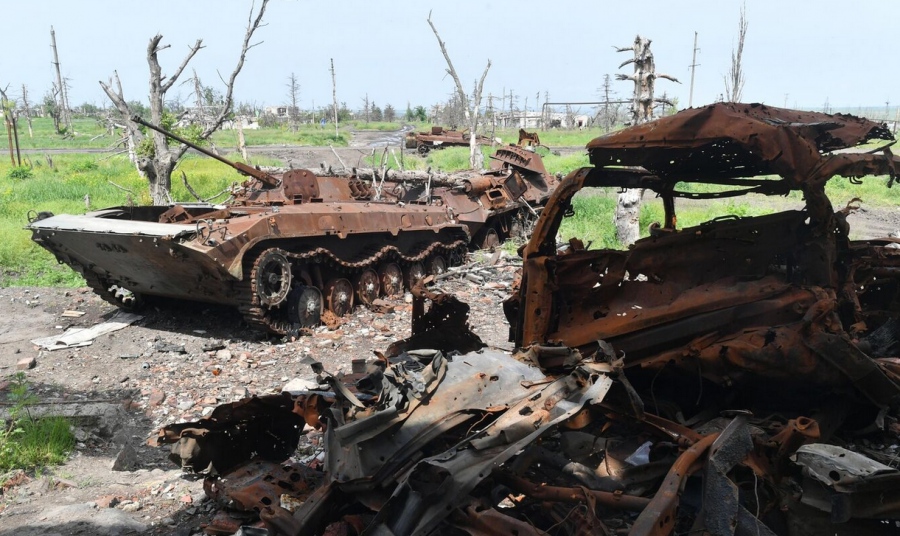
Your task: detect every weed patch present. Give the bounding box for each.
[0,374,74,475]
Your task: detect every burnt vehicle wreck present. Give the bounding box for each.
[159,104,900,535]
[404,125,494,154]
[27,118,556,335]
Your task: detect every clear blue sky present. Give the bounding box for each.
[3,0,897,114]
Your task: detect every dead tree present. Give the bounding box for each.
[100,0,268,204]
[614,36,679,246]
[20,84,33,138]
[725,3,748,102]
[286,72,300,132]
[427,11,491,169]
[330,59,338,138]
[50,26,71,133]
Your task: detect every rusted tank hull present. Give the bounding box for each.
[28,200,469,332]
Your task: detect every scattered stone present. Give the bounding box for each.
[121,501,142,512]
[154,341,186,354]
[203,341,226,352]
[16,357,36,370]
[283,377,319,393]
[111,444,140,472]
[148,389,166,407]
[215,349,233,361]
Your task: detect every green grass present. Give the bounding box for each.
[210,124,349,147]
[345,121,403,131]
[558,190,780,249]
[0,374,74,476]
[491,127,609,147]
[0,153,257,286]
[12,117,114,151]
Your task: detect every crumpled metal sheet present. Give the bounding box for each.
[587,102,899,187]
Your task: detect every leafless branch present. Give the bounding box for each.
[180,170,203,201]
[107,180,135,195]
[160,39,204,93]
[194,0,270,145]
[725,2,748,102]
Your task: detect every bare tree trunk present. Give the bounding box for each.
[427,11,491,169]
[613,36,679,247]
[50,26,71,132]
[237,117,249,163]
[286,72,300,132]
[330,59,338,138]
[725,3,748,102]
[21,85,33,138]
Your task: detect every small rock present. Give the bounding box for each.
[177,400,195,411]
[180,494,193,504]
[162,516,176,526]
[121,501,142,512]
[202,341,226,352]
[112,444,140,472]
[214,349,232,361]
[16,357,36,370]
[148,389,166,407]
[154,341,186,354]
[282,378,319,393]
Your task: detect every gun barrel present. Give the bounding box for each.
[130,115,277,186]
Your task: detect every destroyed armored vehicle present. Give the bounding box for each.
[404,125,493,154]
[158,104,900,535]
[27,119,556,335]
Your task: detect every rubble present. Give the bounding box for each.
[149,104,900,535]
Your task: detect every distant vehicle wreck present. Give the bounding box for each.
[404,125,494,154]
[159,104,900,535]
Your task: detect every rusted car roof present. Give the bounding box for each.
[588,102,898,186]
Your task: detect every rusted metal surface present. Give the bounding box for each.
[155,104,900,535]
[27,122,557,335]
[404,125,493,153]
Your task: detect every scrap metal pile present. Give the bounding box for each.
[158,104,900,535]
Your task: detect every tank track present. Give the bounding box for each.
[237,239,468,335]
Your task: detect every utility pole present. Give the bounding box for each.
[50,26,71,132]
[330,58,338,138]
[688,31,699,108]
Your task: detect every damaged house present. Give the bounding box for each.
[158,103,900,535]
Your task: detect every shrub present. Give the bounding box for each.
[6,167,33,180]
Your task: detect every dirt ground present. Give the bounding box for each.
[2,132,900,535]
[0,248,517,535]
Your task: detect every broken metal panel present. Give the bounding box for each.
[587,102,896,186]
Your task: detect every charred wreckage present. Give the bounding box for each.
[131,104,900,534]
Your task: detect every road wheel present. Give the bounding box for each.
[379,263,403,297]
[426,255,447,276]
[405,262,426,289]
[289,285,322,328]
[324,278,355,317]
[481,228,500,250]
[255,250,292,307]
[355,269,380,306]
